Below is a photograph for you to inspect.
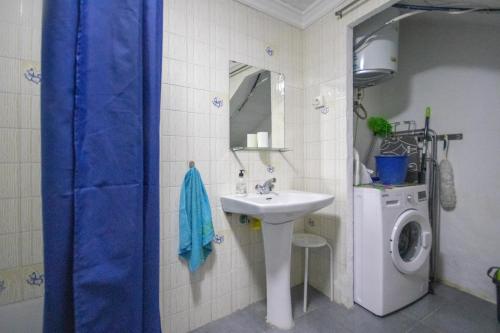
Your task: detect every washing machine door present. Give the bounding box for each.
[390,209,432,274]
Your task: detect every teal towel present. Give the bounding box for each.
[178,167,214,272]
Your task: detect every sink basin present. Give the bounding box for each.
[220,190,334,329]
[220,191,334,224]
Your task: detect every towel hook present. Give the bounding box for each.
[189,161,195,168]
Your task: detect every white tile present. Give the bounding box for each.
[30,28,41,62]
[166,110,187,137]
[231,286,250,311]
[30,95,40,128]
[212,271,231,296]
[212,24,229,49]
[0,199,19,234]
[192,0,210,22]
[19,95,31,128]
[167,311,189,333]
[18,163,30,197]
[193,113,210,138]
[20,0,34,27]
[17,26,32,59]
[30,130,40,162]
[192,18,211,42]
[189,64,210,91]
[168,186,180,213]
[167,8,187,36]
[167,59,187,86]
[167,84,188,111]
[193,137,210,161]
[0,234,19,269]
[0,164,19,198]
[30,163,40,196]
[20,231,32,265]
[170,136,187,162]
[211,293,231,320]
[31,197,41,230]
[166,33,187,61]
[31,0,42,29]
[20,197,32,231]
[169,285,190,315]
[0,93,18,127]
[169,262,189,289]
[0,1,21,25]
[189,301,212,330]
[0,57,20,93]
[0,129,19,162]
[212,47,228,71]
[168,161,185,187]
[0,22,19,58]
[19,129,30,162]
[190,41,210,67]
[210,69,228,93]
[189,88,209,114]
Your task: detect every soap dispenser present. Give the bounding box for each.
[236,169,247,196]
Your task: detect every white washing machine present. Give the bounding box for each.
[354,184,432,316]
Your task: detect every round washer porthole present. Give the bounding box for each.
[390,210,432,274]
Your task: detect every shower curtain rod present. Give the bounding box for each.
[335,0,363,18]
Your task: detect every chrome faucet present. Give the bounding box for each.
[255,178,276,195]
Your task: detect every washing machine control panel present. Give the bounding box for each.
[418,191,427,201]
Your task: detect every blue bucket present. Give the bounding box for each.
[375,155,409,185]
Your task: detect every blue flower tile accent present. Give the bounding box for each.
[0,280,6,294]
[266,46,274,56]
[24,67,42,84]
[212,96,223,109]
[214,234,224,244]
[307,218,315,227]
[26,272,44,286]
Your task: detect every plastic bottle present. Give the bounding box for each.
[236,169,247,196]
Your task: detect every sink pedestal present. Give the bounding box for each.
[220,191,334,330]
[262,221,295,329]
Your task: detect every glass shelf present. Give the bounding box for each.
[231,147,291,152]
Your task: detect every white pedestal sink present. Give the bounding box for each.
[220,191,334,329]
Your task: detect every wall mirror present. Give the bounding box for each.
[229,61,285,151]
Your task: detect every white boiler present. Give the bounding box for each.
[354,8,400,88]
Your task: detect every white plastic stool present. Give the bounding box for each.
[292,233,333,312]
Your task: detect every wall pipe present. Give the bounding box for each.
[393,3,500,13]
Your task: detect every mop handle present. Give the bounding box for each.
[419,107,431,183]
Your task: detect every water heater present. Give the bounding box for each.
[354,9,400,88]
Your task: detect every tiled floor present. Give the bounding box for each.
[192,283,500,333]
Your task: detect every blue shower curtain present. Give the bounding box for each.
[41,1,162,332]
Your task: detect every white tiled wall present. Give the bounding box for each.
[160,1,305,331]
[0,0,44,307]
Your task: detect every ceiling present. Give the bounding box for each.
[280,0,319,12]
[236,0,344,29]
[238,0,500,29]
